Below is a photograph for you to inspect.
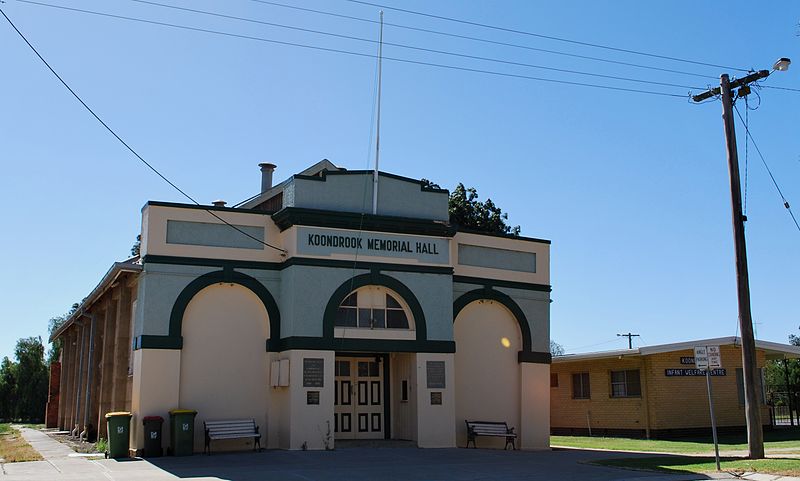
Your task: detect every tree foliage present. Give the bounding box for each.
[131,234,141,257]
[0,337,48,422]
[765,331,800,399]
[47,303,79,365]
[421,180,521,236]
[550,340,565,357]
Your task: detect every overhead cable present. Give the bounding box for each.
[129,0,703,91]
[344,0,751,72]
[14,1,690,98]
[246,0,717,80]
[0,6,288,254]
[733,105,800,233]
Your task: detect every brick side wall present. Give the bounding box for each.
[45,362,61,428]
[645,345,769,430]
[551,346,770,436]
[550,357,647,434]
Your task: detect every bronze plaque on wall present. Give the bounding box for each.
[430,392,442,405]
[303,358,324,387]
[426,361,445,389]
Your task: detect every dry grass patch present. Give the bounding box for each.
[0,424,43,463]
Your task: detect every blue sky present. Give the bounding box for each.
[0,0,798,361]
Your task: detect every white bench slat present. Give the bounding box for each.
[204,418,261,454]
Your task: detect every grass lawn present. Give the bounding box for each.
[0,424,43,462]
[551,430,800,454]
[592,456,800,477]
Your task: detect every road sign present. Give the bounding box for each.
[707,346,722,368]
[694,346,709,369]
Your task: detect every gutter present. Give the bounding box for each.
[50,260,142,342]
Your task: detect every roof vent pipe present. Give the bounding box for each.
[212,200,227,207]
[259,163,277,193]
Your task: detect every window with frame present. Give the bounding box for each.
[571,372,590,399]
[550,373,559,388]
[610,369,641,397]
[335,286,411,330]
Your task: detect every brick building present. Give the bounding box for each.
[550,337,800,438]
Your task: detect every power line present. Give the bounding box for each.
[733,104,800,233]
[14,0,690,98]
[0,6,288,254]
[344,0,751,72]
[247,0,718,80]
[129,0,703,91]
[760,84,800,93]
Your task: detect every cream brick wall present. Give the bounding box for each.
[550,357,647,432]
[551,345,770,434]
[645,346,768,430]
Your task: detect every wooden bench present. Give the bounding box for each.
[204,419,261,454]
[465,420,517,450]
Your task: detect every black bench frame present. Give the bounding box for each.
[204,419,262,455]
[465,420,517,450]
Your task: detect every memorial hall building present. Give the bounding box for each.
[50,160,552,453]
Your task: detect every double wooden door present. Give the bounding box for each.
[334,357,384,439]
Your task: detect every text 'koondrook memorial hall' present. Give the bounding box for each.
[50,160,552,453]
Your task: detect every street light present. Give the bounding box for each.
[773,57,791,72]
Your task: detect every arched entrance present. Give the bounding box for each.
[178,283,270,452]
[454,299,522,448]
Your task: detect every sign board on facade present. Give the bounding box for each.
[297,227,450,264]
[665,368,726,377]
[303,358,325,388]
[430,392,442,405]
[680,357,695,365]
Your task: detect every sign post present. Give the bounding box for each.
[696,345,721,471]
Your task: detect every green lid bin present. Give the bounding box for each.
[104,412,132,459]
[168,409,197,456]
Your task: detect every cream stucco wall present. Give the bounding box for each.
[452,232,550,286]
[142,205,285,263]
[178,283,271,452]
[282,349,335,450]
[415,353,456,448]
[454,300,521,449]
[130,349,180,453]
[520,363,550,450]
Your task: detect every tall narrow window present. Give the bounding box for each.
[571,372,590,399]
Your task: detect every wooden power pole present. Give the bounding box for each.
[691,62,791,459]
[718,73,764,459]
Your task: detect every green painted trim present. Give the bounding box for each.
[452,275,551,293]
[267,336,455,353]
[284,257,453,275]
[322,272,428,343]
[142,254,282,271]
[168,269,281,346]
[456,227,551,245]
[292,169,450,194]
[134,335,183,350]
[453,288,533,354]
[518,351,552,364]
[144,200,270,215]
[272,207,456,237]
[143,254,453,275]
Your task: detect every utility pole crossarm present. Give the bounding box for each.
[692,70,770,102]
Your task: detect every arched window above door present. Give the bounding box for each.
[334,286,414,331]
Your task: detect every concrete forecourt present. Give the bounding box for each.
[5,427,787,481]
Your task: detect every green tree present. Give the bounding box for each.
[131,234,141,257]
[0,357,18,421]
[13,337,48,422]
[420,180,521,236]
[47,303,80,365]
[550,340,565,357]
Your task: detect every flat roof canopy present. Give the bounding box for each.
[554,336,800,363]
